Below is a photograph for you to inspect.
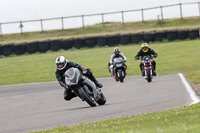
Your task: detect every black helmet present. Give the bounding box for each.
[55,56,68,70]
[113,47,120,55]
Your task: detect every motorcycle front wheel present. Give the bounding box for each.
[118,70,124,83]
[146,69,152,82]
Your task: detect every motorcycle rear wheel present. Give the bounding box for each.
[96,93,106,105]
[78,87,96,107]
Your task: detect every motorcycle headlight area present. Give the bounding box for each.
[144,60,150,63]
[116,64,122,67]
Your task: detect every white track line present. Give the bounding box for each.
[179,73,200,105]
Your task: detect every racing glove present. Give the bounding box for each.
[82,69,88,74]
[135,57,139,60]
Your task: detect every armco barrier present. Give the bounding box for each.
[167,31,178,41]
[38,41,50,53]
[120,34,132,44]
[97,36,108,46]
[143,33,155,43]
[62,39,74,50]
[26,42,38,54]
[155,32,167,41]
[1,44,14,56]
[108,35,120,46]
[178,30,189,40]
[189,30,199,39]
[85,37,97,48]
[74,38,86,49]
[14,44,26,55]
[50,40,62,51]
[131,33,144,44]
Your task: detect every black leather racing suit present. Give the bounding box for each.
[135,48,158,72]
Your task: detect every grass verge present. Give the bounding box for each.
[31,102,200,133]
[0,17,200,45]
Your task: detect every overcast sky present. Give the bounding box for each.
[1,0,200,22]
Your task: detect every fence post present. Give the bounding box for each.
[141,9,144,22]
[179,3,183,19]
[160,6,164,20]
[198,2,200,17]
[19,21,23,34]
[102,13,105,27]
[0,23,2,36]
[157,15,160,22]
[40,19,43,32]
[121,11,125,25]
[82,15,85,28]
[61,17,64,30]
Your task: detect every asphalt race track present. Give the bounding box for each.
[0,74,199,133]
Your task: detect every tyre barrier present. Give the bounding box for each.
[143,33,155,43]
[50,40,62,51]
[108,35,120,46]
[14,44,26,55]
[74,38,86,49]
[178,30,189,40]
[97,36,108,46]
[1,44,14,56]
[131,33,144,44]
[189,30,199,40]
[85,37,97,48]
[38,41,50,53]
[26,42,38,54]
[62,39,74,50]
[1,29,200,57]
[155,32,167,41]
[120,34,132,44]
[0,45,2,55]
[167,31,178,41]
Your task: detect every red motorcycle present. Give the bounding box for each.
[136,55,155,82]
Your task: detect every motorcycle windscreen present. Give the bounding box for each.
[113,57,124,67]
[113,57,123,63]
[64,68,80,86]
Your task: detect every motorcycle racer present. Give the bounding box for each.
[108,47,127,74]
[55,56,103,101]
[134,43,158,76]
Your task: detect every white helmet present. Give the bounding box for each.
[55,56,68,70]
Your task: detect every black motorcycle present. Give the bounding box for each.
[112,57,127,83]
[64,67,106,107]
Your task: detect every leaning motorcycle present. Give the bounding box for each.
[64,67,106,107]
[112,57,127,83]
[141,55,154,82]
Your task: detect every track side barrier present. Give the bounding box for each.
[1,28,200,57]
[62,39,74,50]
[14,43,26,55]
[1,44,14,56]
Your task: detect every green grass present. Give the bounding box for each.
[31,102,200,133]
[0,17,200,45]
[0,39,200,85]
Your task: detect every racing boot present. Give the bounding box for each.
[141,70,145,76]
[94,81,103,88]
[153,71,157,76]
